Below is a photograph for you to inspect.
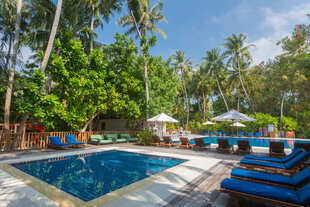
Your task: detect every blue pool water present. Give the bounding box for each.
[190,136,310,149]
[11,150,186,201]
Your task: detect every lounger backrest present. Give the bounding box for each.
[233,132,237,136]
[152,135,160,143]
[248,132,253,137]
[49,136,62,144]
[217,131,222,135]
[239,132,244,136]
[285,151,310,169]
[237,140,250,149]
[281,148,303,163]
[120,133,131,139]
[255,132,261,136]
[270,141,284,153]
[298,181,310,204]
[163,136,172,144]
[217,139,229,147]
[90,134,103,139]
[292,166,310,186]
[106,134,117,139]
[194,138,204,146]
[209,131,214,135]
[65,135,77,143]
[180,137,190,145]
[294,143,310,152]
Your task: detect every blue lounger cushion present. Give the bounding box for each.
[49,136,71,146]
[244,148,303,163]
[241,151,310,170]
[221,178,310,204]
[65,135,86,145]
[231,166,310,187]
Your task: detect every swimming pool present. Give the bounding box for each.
[11,150,186,201]
[197,136,310,149]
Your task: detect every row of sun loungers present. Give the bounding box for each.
[220,148,310,206]
[88,133,138,145]
[151,136,211,150]
[202,131,261,137]
[48,135,86,149]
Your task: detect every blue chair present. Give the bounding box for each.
[221,178,310,206]
[49,136,72,149]
[233,132,237,136]
[248,132,254,137]
[255,132,261,137]
[231,165,310,189]
[238,132,244,137]
[202,131,208,135]
[240,151,310,173]
[222,132,228,136]
[216,131,222,136]
[244,148,303,163]
[209,131,214,136]
[65,135,86,148]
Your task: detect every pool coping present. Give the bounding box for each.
[0,147,221,207]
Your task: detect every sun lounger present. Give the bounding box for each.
[248,132,254,137]
[89,134,113,145]
[230,166,310,189]
[233,132,237,136]
[179,137,192,149]
[193,138,211,150]
[161,136,179,147]
[65,135,86,148]
[220,178,310,207]
[217,139,232,153]
[222,132,228,136]
[120,133,138,142]
[209,131,214,136]
[216,131,222,136]
[240,151,310,174]
[48,136,72,149]
[244,148,303,163]
[238,132,244,137]
[269,141,285,157]
[202,131,208,135]
[255,132,261,137]
[150,135,162,146]
[236,140,252,154]
[294,142,310,152]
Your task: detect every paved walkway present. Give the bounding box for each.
[0,144,283,207]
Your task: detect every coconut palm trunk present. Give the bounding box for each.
[202,91,206,121]
[4,32,13,73]
[4,0,23,151]
[40,0,62,72]
[181,68,189,127]
[237,54,255,113]
[215,76,229,111]
[90,3,95,52]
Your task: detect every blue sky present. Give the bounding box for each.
[94,0,310,66]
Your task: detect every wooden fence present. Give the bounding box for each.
[0,131,137,152]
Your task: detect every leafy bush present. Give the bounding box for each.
[244,112,279,132]
[137,128,153,146]
[281,116,298,131]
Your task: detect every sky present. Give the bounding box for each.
[94,0,310,66]
[21,0,310,66]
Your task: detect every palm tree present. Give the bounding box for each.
[172,50,192,127]
[40,0,62,73]
[117,0,167,120]
[4,0,23,151]
[202,48,229,112]
[222,33,255,112]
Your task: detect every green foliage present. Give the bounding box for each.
[137,128,152,145]
[281,116,298,131]
[244,113,279,132]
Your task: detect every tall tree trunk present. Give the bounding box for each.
[90,3,95,52]
[127,1,149,121]
[80,112,100,132]
[40,0,62,72]
[305,110,309,139]
[202,91,206,121]
[237,56,255,113]
[4,0,23,151]
[16,112,28,149]
[3,32,13,75]
[181,69,189,128]
[215,76,229,111]
[280,96,284,136]
[237,94,240,112]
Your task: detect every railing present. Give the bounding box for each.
[0,131,137,152]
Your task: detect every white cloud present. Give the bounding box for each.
[248,3,310,65]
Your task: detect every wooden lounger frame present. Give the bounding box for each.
[161,136,174,148]
[48,143,72,150]
[150,135,162,147]
[71,143,86,148]
[178,137,192,149]
[193,138,210,150]
[269,141,286,157]
[220,188,302,207]
[217,139,232,153]
[236,140,252,154]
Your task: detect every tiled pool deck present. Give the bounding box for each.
[0,144,290,207]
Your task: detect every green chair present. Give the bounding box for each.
[89,134,113,145]
[106,134,119,143]
[120,133,138,142]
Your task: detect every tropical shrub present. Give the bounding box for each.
[137,128,153,146]
[281,116,298,131]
